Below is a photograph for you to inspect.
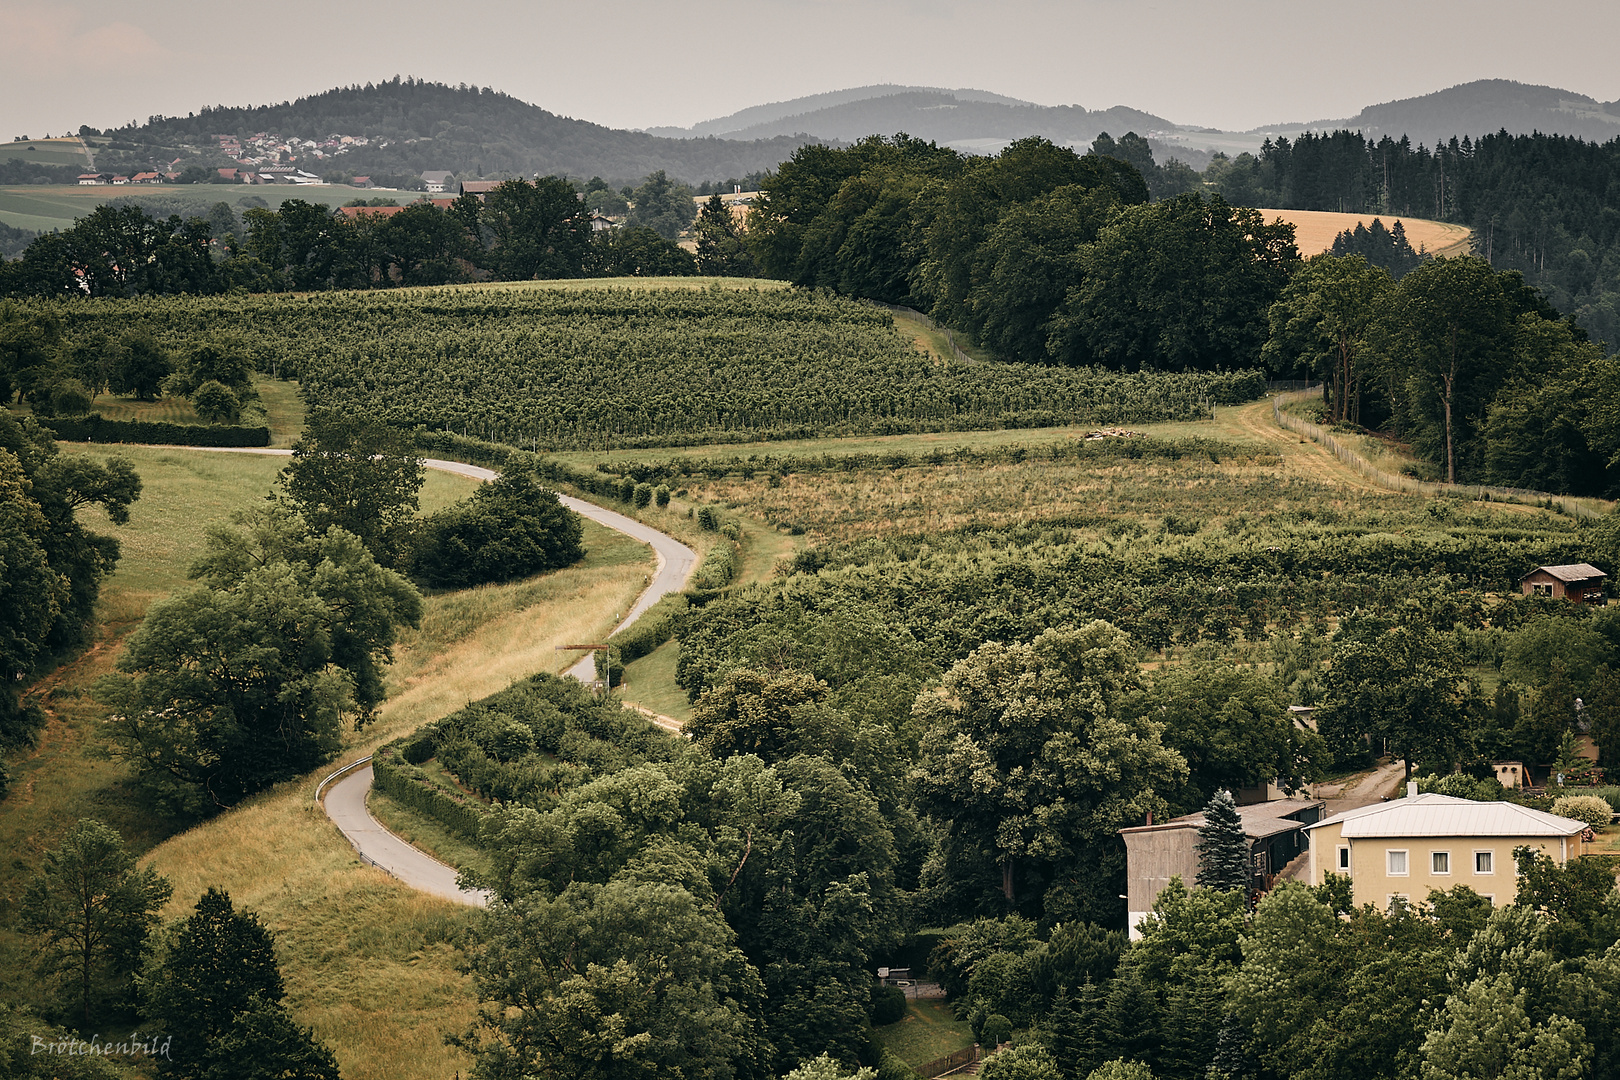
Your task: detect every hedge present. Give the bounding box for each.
[371,740,489,841]
[42,414,271,447]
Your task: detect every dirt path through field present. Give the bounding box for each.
[1225,396,1391,495]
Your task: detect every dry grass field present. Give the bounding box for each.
[1257,208,1473,259]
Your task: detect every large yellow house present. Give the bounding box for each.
[1304,792,1588,909]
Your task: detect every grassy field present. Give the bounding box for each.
[0,183,427,233]
[875,998,976,1067]
[2,137,91,168]
[619,641,693,725]
[1257,207,1473,259]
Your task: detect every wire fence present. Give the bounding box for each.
[1270,389,1605,520]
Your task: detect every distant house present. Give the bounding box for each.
[110,175,130,185]
[351,176,374,189]
[589,212,616,232]
[77,173,107,185]
[217,168,239,182]
[1519,564,1607,604]
[1121,798,1324,939]
[456,179,501,200]
[131,172,161,184]
[421,170,454,194]
[1305,790,1588,909]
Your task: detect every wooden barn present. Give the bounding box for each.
[1518,563,1607,604]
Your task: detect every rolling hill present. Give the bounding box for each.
[1317,79,1620,148]
[83,79,826,187]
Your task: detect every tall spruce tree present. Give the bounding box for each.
[1047,978,1106,1079]
[1195,789,1249,894]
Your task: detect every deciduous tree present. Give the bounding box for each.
[21,819,171,1026]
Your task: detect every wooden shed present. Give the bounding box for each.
[1518,564,1607,604]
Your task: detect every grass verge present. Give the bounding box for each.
[875,997,976,1068]
[366,788,495,880]
[619,641,693,726]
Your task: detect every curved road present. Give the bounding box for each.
[196,447,696,906]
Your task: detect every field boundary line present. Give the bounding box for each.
[1270,389,1605,519]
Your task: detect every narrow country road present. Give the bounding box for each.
[191,446,697,907]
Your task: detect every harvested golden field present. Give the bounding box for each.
[1256,208,1472,258]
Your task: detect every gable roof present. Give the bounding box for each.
[1521,563,1607,583]
[1306,792,1585,838]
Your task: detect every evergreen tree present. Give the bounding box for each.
[1195,790,1249,894]
[1047,978,1106,1079]
[1102,966,1162,1069]
[1157,980,1222,1080]
[144,888,339,1080]
[1206,1012,1259,1080]
[694,193,756,277]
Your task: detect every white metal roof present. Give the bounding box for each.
[1306,792,1586,838]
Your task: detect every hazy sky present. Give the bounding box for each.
[4,0,1618,138]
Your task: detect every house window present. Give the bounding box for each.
[1432,851,1451,874]
[1388,850,1409,876]
[1532,582,1553,597]
[1474,851,1494,875]
[1337,846,1351,873]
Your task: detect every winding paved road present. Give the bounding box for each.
[195,447,697,907]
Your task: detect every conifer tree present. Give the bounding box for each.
[144,888,338,1080]
[1195,789,1250,894]
[1047,978,1106,1079]
[1101,966,1161,1069]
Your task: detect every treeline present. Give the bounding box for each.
[1202,128,1620,349]
[0,413,138,784]
[746,135,1298,372]
[1265,253,1620,494]
[0,181,706,297]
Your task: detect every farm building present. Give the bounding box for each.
[421,170,454,193]
[1518,563,1607,603]
[457,180,502,200]
[1121,798,1323,939]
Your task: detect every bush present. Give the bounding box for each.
[1586,785,1620,813]
[413,459,585,588]
[871,984,908,1026]
[691,541,737,590]
[192,380,241,424]
[618,476,636,502]
[654,484,670,507]
[697,505,718,531]
[633,482,653,508]
[979,1013,1012,1048]
[1552,794,1613,829]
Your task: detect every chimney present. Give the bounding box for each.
[1406,781,1418,798]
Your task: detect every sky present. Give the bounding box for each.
[4,0,1619,139]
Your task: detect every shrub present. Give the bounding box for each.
[192,380,241,424]
[618,476,636,502]
[654,484,670,507]
[633,482,653,508]
[49,379,93,417]
[1552,794,1613,830]
[697,505,718,531]
[980,1013,1012,1048]
[871,984,907,1026]
[1586,785,1620,813]
[413,459,585,588]
[37,414,270,447]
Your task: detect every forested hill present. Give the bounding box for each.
[120,78,820,186]
[1321,79,1620,148]
[648,87,1174,151]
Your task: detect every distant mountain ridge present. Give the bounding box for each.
[1317,79,1620,147]
[648,86,1178,158]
